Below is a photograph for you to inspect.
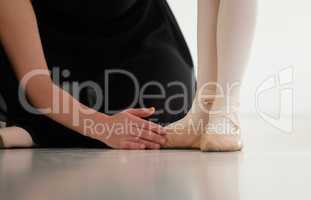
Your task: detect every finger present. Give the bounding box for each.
[119,141,146,150]
[129,115,166,135]
[124,107,155,118]
[128,137,161,150]
[130,127,166,146]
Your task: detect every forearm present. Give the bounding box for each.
[0,0,109,139]
[0,0,46,80]
[33,80,109,138]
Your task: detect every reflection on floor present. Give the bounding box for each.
[1,116,311,200]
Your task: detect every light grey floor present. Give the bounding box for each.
[1,116,311,200]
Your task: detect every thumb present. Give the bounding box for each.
[125,107,155,118]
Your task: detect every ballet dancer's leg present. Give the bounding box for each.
[164,0,221,149]
[201,0,257,151]
[164,0,257,151]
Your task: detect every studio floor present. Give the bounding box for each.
[1,116,311,200]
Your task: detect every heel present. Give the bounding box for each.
[200,101,243,152]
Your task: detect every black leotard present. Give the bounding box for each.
[0,0,196,147]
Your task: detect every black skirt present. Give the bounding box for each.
[0,0,196,147]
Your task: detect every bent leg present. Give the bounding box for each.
[93,46,196,126]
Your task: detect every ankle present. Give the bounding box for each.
[209,97,240,115]
[190,88,217,114]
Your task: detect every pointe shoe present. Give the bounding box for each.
[200,100,243,152]
[0,127,34,148]
[163,89,215,149]
[164,109,206,149]
[164,130,202,149]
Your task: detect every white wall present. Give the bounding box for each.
[168,0,311,116]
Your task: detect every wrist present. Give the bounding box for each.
[83,112,111,141]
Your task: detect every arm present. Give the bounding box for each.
[0,0,166,149]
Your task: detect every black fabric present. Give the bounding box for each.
[32,0,138,22]
[0,0,196,147]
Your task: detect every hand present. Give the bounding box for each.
[95,107,167,150]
